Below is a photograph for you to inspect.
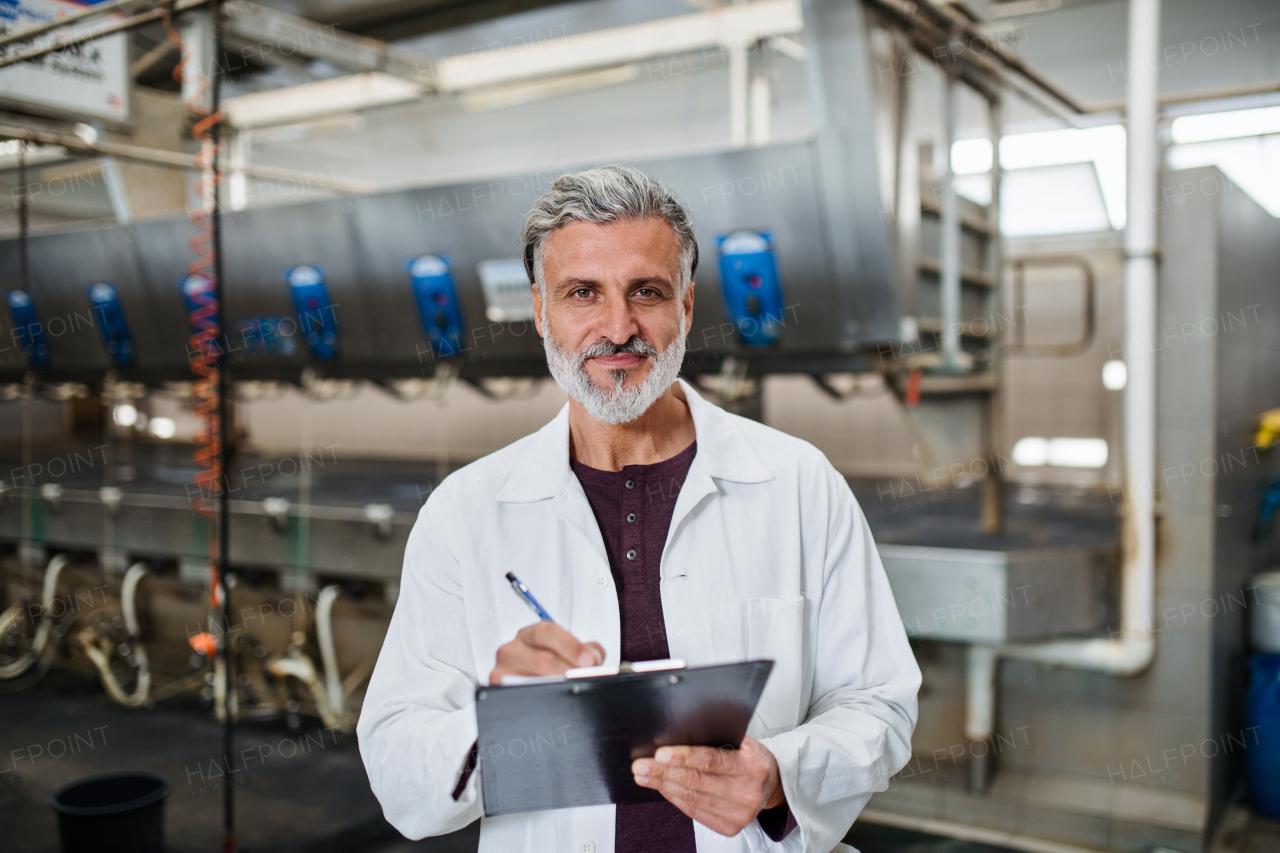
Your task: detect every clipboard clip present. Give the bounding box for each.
[565,658,686,678]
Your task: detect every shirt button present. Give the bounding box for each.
[594,575,608,589]
[625,479,635,489]
[626,512,637,524]
[626,549,637,561]
[579,842,596,853]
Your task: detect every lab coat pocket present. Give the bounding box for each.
[744,597,805,731]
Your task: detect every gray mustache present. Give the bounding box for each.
[578,337,659,361]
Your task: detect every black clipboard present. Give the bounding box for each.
[473,659,774,817]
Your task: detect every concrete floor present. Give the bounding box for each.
[0,667,479,853]
[6,664,1278,853]
[0,664,1023,853]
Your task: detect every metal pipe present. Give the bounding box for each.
[0,553,67,679]
[964,644,997,792]
[1001,0,1160,676]
[861,0,1077,116]
[316,585,344,714]
[1085,78,1280,114]
[939,70,963,371]
[1117,0,1160,669]
[908,0,1085,113]
[0,123,376,192]
[81,562,152,707]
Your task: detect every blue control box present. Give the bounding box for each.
[235,317,297,355]
[285,264,339,361]
[407,254,465,357]
[5,289,49,369]
[86,282,135,368]
[716,230,785,348]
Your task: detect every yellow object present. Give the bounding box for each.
[1258,408,1280,450]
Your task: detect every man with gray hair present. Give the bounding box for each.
[359,165,920,852]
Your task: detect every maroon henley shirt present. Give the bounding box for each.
[571,440,795,852]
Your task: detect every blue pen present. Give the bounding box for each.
[505,572,554,622]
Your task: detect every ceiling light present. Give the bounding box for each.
[1171,105,1280,145]
[149,417,177,439]
[1102,360,1127,390]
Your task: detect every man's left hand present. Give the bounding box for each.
[631,736,785,837]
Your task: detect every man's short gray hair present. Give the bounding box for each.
[522,165,698,295]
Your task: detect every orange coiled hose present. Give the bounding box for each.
[161,9,224,608]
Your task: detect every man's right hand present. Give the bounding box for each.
[488,621,605,685]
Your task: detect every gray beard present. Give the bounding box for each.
[543,324,687,426]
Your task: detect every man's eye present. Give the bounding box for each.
[636,288,657,298]
[572,288,593,299]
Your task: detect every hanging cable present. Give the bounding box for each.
[161,5,236,851]
[159,1,220,583]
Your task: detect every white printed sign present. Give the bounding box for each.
[477,258,535,323]
[0,0,128,123]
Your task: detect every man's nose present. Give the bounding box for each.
[598,294,640,344]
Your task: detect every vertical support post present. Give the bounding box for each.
[981,96,1005,535]
[100,155,134,225]
[748,40,772,146]
[891,34,919,323]
[228,129,249,211]
[728,39,749,148]
[180,10,214,113]
[1121,0,1160,651]
[965,644,998,793]
[939,68,963,371]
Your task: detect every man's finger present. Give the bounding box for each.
[634,774,754,837]
[582,641,606,667]
[520,621,602,668]
[635,759,740,800]
[656,745,738,774]
[496,643,575,678]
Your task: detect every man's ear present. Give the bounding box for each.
[683,280,695,335]
[531,284,544,338]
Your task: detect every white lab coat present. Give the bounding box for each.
[358,379,920,853]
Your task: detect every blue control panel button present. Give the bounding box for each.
[86,282,135,368]
[716,230,786,348]
[285,264,339,361]
[5,289,49,369]
[408,254,465,358]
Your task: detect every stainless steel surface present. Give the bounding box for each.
[801,0,898,348]
[0,141,899,385]
[867,167,1280,851]
[879,543,1111,644]
[0,445,427,586]
[1163,166,1280,834]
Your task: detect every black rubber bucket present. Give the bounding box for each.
[51,771,171,853]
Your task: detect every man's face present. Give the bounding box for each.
[532,218,695,421]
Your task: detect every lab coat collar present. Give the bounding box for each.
[495,378,773,504]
